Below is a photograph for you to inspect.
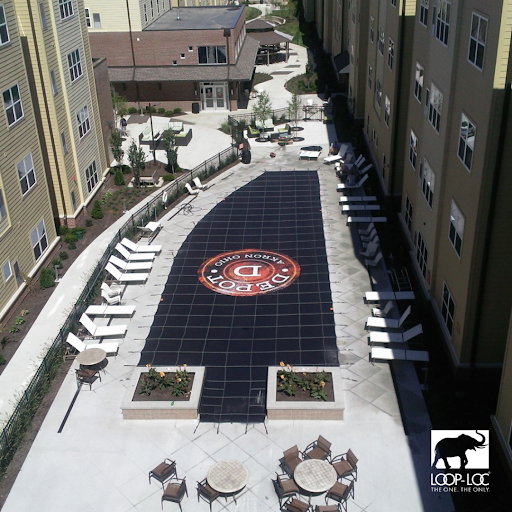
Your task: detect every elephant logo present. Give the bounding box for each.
[431,430,488,469]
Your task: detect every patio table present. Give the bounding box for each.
[294,459,337,494]
[207,460,249,494]
[76,348,107,367]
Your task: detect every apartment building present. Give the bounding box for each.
[0,0,58,319]
[86,4,258,111]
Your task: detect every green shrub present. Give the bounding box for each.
[128,106,138,114]
[114,168,125,186]
[85,219,93,227]
[68,242,76,250]
[59,251,69,260]
[165,110,174,117]
[59,225,69,236]
[163,174,175,182]
[51,258,62,269]
[39,267,55,289]
[64,233,78,244]
[0,353,5,365]
[157,107,166,114]
[91,200,103,219]
[173,108,182,115]
[118,107,128,117]
[220,121,231,134]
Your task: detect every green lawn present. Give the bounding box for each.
[245,6,261,21]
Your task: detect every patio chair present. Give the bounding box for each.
[285,497,312,512]
[360,242,379,258]
[75,368,101,390]
[101,282,122,297]
[109,255,153,272]
[85,303,135,317]
[121,237,162,254]
[372,301,394,318]
[315,505,341,512]
[150,458,178,489]
[162,477,187,511]
[303,435,332,461]
[115,243,155,261]
[354,155,365,167]
[105,262,149,283]
[185,182,199,195]
[359,163,373,175]
[279,445,303,477]
[338,174,369,189]
[368,324,423,344]
[358,223,376,236]
[101,290,121,306]
[370,347,429,363]
[365,252,384,267]
[193,177,207,190]
[331,449,359,481]
[272,472,300,508]
[79,313,127,338]
[366,305,411,330]
[362,233,379,248]
[197,478,220,512]
[339,196,377,203]
[325,480,355,509]
[66,332,119,356]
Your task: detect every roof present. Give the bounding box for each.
[249,31,292,46]
[246,18,276,31]
[334,52,350,74]
[145,6,243,31]
[109,36,259,82]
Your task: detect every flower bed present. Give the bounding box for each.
[267,366,344,421]
[121,366,204,420]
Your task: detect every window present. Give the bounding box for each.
[409,130,418,168]
[93,13,100,28]
[150,0,154,18]
[368,65,372,89]
[30,220,48,261]
[378,26,385,55]
[414,63,424,102]
[68,49,83,82]
[17,153,36,195]
[416,231,428,279]
[468,13,487,70]
[50,70,58,95]
[382,153,386,178]
[421,159,435,208]
[435,0,451,45]
[61,132,68,154]
[375,78,382,107]
[188,46,193,52]
[180,53,185,59]
[419,0,429,26]
[384,96,390,126]
[143,4,147,22]
[391,0,396,6]
[458,113,475,170]
[2,260,12,282]
[428,83,442,132]
[71,191,76,211]
[388,38,394,70]
[370,16,374,42]
[39,3,47,29]
[0,189,6,221]
[172,60,177,66]
[0,5,10,45]
[442,283,455,335]
[59,0,73,20]
[350,0,355,23]
[3,84,23,126]
[77,105,90,138]
[85,8,90,27]
[405,196,413,232]
[198,46,227,64]
[449,200,464,257]
[85,161,98,192]
[156,0,160,14]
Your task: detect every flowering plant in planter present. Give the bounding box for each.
[277,362,330,401]
[139,364,191,396]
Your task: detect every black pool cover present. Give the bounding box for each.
[139,171,338,423]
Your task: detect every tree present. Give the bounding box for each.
[128,142,146,188]
[252,90,273,137]
[286,93,302,132]
[111,85,127,125]
[114,168,125,186]
[91,200,103,219]
[109,129,124,169]
[161,129,178,174]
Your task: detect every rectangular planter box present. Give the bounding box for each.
[266,366,345,420]
[121,366,204,420]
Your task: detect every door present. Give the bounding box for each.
[201,82,227,111]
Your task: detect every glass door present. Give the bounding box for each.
[215,85,225,109]
[201,82,227,111]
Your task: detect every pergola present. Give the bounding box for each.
[246,18,292,65]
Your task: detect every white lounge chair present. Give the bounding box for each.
[368,324,423,344]
[372,301,394,318]
[362,233,379,247]
[121,238,162,254]
[109,255,153,272]
[359,164,373,174]
[85,304,136,317]
[338,174,369,189]
[193,177,207,190]
[115,243,155,262]
[185,182,199,195]
[366,252,384,267]
[323,154,343,164]
[105,262,148,283]
[364,291,415,303]
[339,196,377,203]
[66,332,119,356]
[370,347,429,363]
[101,290,121,305]
[347,216,387,224]
[366,305,412,330]
[79,313,127,338]
[101,282,122,297]
[299,150,322,160]
[358,223,376,236]
[354,155,365,167]
[361,228,378,242]
[360,242,380,258]
[342,204,381,213]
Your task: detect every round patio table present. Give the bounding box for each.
[293,459,337,494]
[207,460,249,494]
[76,348,107,367]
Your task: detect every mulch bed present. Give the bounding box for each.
[132,373,195,402]
[276,373,334,402]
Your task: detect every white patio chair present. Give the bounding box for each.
[115,243,155,262]
[370,347,429,363]
[109,255,153,272]
[185,182,199,195]
[338,174,369,189]
[85,304,135,317]
[366,305,412,330]
[360,242,379,258]
[193,177,207,190]
[365,252,384,267]
[66,332,119,356]
[79,313,127,338]
[368,324,423,344]
[101,290,121,305]
[358,223,376,236]
[101,282,122,297]
[105,262,148,283]
[121,238,162,254]
[372,301,394,318]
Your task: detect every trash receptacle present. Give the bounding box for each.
[192,102,200,114]
[242,149,251,164]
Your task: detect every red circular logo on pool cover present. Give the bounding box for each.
[198,249,301,296]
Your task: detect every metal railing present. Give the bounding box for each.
[0,145,238,476]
